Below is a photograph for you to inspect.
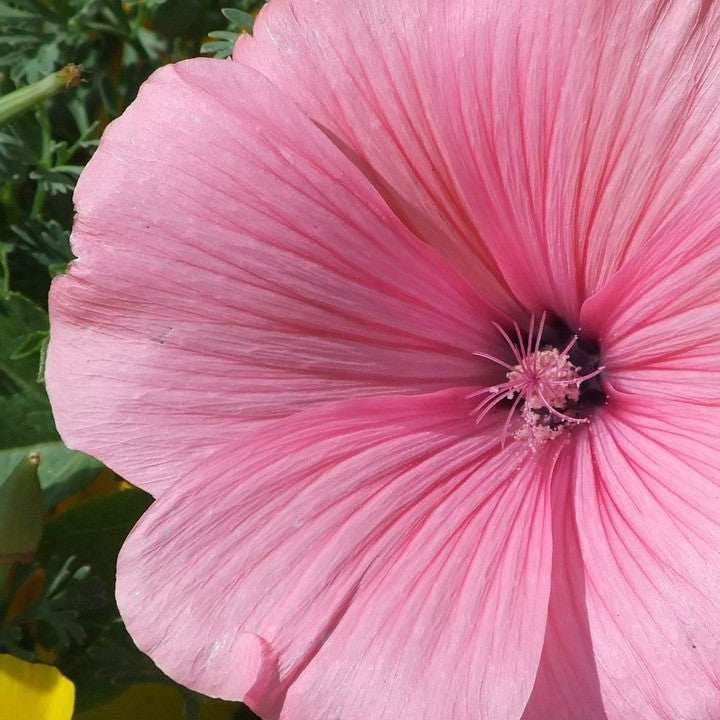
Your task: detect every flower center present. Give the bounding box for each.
[469,313,605,451]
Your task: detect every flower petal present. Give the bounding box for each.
[116,390,554,720]
[581,198,720,402]
[46,58,503,496]
[521,450,607,720]
[237,0,720,322]
[0,654,74,720]
[573,394,720,719]
[234,0,518,314]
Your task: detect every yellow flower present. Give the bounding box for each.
[0,654,74,720]
[74,683,240,720]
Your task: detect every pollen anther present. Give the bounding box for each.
[468,313,603,451]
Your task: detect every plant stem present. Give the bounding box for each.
[30,106,52,219]
[0,65,84,128]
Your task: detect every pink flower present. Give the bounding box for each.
[46,0,720,718]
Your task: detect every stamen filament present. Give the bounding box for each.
[472,351,516,371]
[469,313,604,450]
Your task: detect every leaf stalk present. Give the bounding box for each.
[0,65,83,127]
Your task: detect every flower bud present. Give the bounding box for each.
[0,452,43,564]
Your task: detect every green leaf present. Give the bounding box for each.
[205,29,240,41]
[72,620,168,711]
[0,3,39,22]
[9,328,48,382]
[36,489,157,711]
[202,3,266,58]
[201,30,239,58]
[234,0,267,12]
[0,442,104,510]
[5,555,107,653]
[37,489,153,588]
[135,26,166,60]
[29,165,82,194]
[11,218,74,277]
[199,39,234,57]
[221,7,254,31]
[0,291,55,448]
[9,329,48,361]
[0,115,43,184]
[0,291,104,508]
[0,452,42,561]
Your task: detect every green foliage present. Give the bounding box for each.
[0,489,157,709]
[0,279,105,508]
[37,489,153,587]
[201,2,266,57]
[73,621,168,710]
[0,555,105,657]
[0,289,55,443]
[32,489,254,717]
[0,453,43,560]
[0,441,104,509]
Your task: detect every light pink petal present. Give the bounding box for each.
[581,198,720,402]
[573,393,720,720]
[235,0,518,315]
[521,450,607,720]
[46,58,505,496]
[116,390,555,720]
[237,0,720,322]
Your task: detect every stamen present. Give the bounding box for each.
[470,312,604,451]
